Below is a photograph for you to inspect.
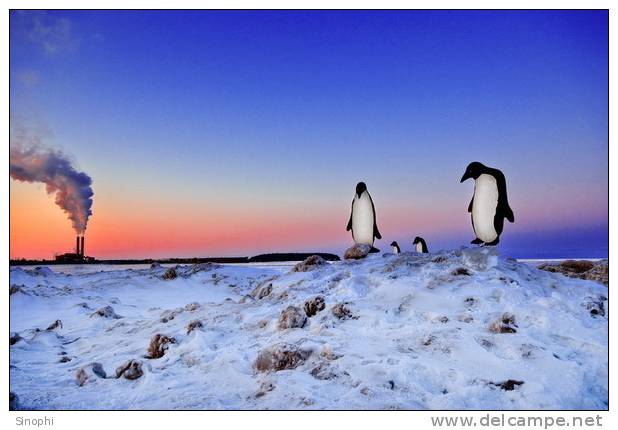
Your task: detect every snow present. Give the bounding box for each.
[9,248,608,410]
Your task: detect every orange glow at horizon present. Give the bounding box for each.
[11,180,606,260]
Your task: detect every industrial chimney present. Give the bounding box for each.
[80,236,85,257]
[76,236,80,255]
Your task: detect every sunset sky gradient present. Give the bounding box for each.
[10,10,608,259]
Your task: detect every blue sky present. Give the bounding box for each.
[10,11,608,259]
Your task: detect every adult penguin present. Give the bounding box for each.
[346,182,382,252]
[412,236,429,253]
[460,162,515,246]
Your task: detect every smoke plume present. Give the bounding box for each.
[10,129,94,234]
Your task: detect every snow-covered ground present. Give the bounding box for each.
[9,248,608,410]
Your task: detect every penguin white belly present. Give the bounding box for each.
[392,246,399,254]
[415,242,423,253]
[472,174,499,243]
[352,193,375,245]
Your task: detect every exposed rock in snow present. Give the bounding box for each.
[90,305,121,319]
[332,302,356,320]
[251,280,274,299]
[115,359,144,380]
[9,392,19,410]
[539,259,608,286]
[161,267,178,280]
[255,343,312,372]
[10,284,25,295]
[184,302,200,312]
[303,296,326,317]
[46,319,63,331]
[10,332,22,345]
[278,306,307,330]
[146,334,176,359]
[488,313,518,333]
[186,319,203,334]
[344,244,372,260]
[292,255,328,272]
[76,363,107,386]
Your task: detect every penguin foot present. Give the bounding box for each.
[470,238,484,245]
[485,237,500,246]
[369,246,380,253]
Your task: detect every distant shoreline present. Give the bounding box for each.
[9,252,341,266]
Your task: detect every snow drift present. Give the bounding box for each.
[9,249,608,410]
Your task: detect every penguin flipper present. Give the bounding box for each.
[369,196,382,239]
[373,224,382,240]
[493,168,514,223]
[346,200,353,231]
[468,197,474,213]
[494,212,505,236]
[504,205,515,223]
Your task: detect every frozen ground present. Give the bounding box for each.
[9,248,608,410]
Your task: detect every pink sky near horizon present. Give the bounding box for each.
[10,179,607,260]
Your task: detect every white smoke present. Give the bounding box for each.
[10,124,94,234]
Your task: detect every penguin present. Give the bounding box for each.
[460,162,515,246]
[346,182,382,251]
[390,241,401,254]
[412,236,429,253]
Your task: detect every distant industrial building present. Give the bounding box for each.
[55,236,94,263]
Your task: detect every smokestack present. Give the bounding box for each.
[76,236,80,255]
[80,236,85,257]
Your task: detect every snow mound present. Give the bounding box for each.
[9,249,608,410]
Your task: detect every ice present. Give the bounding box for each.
[9,250,608,410]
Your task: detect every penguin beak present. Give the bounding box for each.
[460,172,471,183]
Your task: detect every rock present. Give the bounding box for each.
[277,306,307,330]
[115,359,144,380]
[462,247,499,271]
[539,260,608,286]
[488,313,517,333]
[161,267,177,280]
[10,332,22,346]
[184,302,200,312]
[150,262,162,269]
[46,319,63,331]
[255,381,275,398]
[186,319,203,334]
[492,379,524,391]
[303,296,326,317]
[344,244,372,260]
[90,305,121,319]
[183,262,221,276]
[76,363,107,386]
[254,343,311,372]
[332,302,356,320]
[10,284,25,295]
[292,255,328,272]
[9,392,18,410]
[585,296,607,317]
[310,363,339,380]
[146,334,176,359]
[251,281,273,299]
[451,267,471,276]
